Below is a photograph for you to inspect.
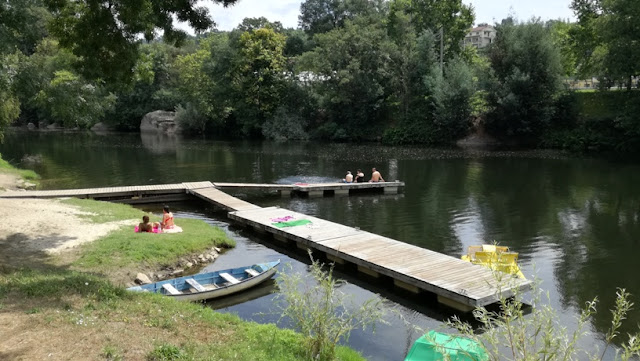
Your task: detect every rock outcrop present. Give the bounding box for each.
[140,110,180,134]
[91,122,114,133]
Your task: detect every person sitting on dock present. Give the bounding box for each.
[354,169,365,183]
[137,215,153,232]
[369,168,385,182]
[344,170,353,183]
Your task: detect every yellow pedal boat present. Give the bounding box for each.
[461,245,525,279]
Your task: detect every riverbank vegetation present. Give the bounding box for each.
[0,198,367,360]
[0,153,39,182]
[447,279,640,360]
[1,0,638,154]
[0,268,364,360]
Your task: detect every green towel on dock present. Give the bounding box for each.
[272,219,312,228]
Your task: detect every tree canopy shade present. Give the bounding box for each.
[44,0,239,84]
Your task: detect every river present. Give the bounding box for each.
[2,130,639,360]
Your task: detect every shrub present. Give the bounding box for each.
[447,277,640,360]
[274,252,387,361]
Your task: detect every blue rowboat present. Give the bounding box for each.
[127,260,280,301]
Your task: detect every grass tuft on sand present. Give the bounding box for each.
[0,268,365,361]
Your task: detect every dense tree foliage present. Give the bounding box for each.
[44,0,239,84]
[1,0,639,153]
[485,20,563,139]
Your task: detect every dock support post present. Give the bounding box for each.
[326,254,345,265]
[334,189,349,197]
[394,279,420,293]
[357,265,379,278]
[278,190,291,198]
[383,186,398,194]
[307,190,324,198]
[274,233,288,243]
[437,295,474,312]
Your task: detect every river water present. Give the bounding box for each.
[3,130,639,360]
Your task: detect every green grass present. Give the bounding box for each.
[61,198,146,223]
[74,218,234,270]
[0,268,366,361]
[574,90,640,120]
[0,153,39,181]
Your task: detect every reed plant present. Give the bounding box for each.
[446,275,640,361]
[274,251,387,361]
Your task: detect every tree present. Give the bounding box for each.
[0,0,50,56]
[570,0,640,88]
[299,17,394,140]
[388,0,474,59]
[44,0,239,84]
[0,54,21,141]
[298,0,386,36]
[233,28,287,136]
[485,20,563,139]
[36,70,116,128]
[236,17,284,33]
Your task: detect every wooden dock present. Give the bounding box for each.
[228,206,531,311]
[214,181,404,197]
[0,179,531,311]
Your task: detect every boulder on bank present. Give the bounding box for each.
[140,110,180,134]
[27,123,36,130]
[46,123,63,130]
[91,122,114,133]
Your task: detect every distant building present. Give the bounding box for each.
[463,24,496,49]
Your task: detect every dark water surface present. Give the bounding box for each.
[3,130,640,360]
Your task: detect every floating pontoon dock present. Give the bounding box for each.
[1,180,530,311]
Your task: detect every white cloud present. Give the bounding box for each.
[177,0,575,33]
[464,0,575,25]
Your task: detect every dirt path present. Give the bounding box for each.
[0,173,20,191]
[0,198,134,269]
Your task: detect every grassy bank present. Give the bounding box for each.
[0,268,364,360]
[0,152,39,182]
[0,199,366,360]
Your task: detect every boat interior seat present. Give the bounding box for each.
[467,246,483,259]
[220,272,240,285]
[245,268,260,277]
[474,251,493,264]
[498,252,518,264]
[185,278,206,292]
[162,283,182,295]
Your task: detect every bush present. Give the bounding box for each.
[274,252,386,361]
[448,277,640,360]
[262,107,309,141]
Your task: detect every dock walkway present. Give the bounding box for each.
[1,180,530,311]
[228,206,531,311]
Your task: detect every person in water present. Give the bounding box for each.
[344,170,353,183]
[354,169,365,183]
[369,167,385,182]
[137,215,153,232]
[160,205,175,230]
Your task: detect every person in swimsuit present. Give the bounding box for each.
[137,215,153,232]
[369,167,385,182]
[354,169,365,183]
[160,205,175,230]
[344,171,353,183]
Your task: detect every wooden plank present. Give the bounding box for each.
[162,284,181,295]
[220,272,240,285]
[185,278,206,292]
[245,269,260,277]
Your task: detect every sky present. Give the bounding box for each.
[192,0,576,32]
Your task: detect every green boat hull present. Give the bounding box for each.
[404,331,488,361]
